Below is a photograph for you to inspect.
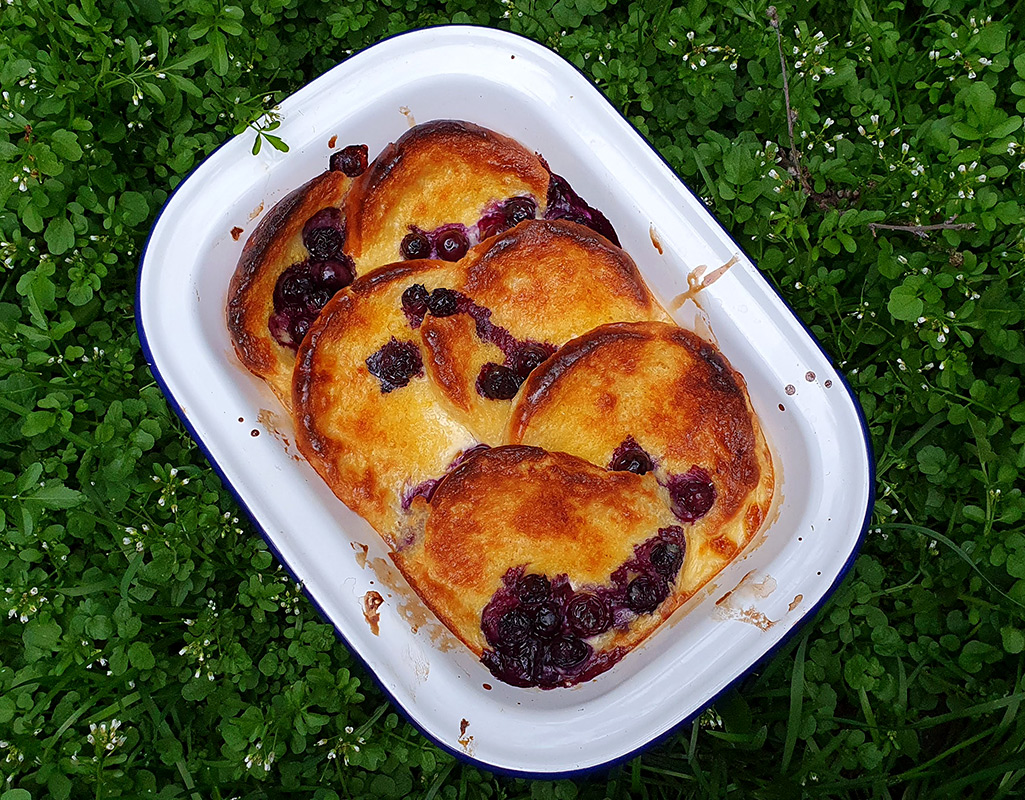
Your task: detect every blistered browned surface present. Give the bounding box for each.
[391,446,683,655]
[510,320,773,524]
[421,220,671,443]
[508,321,774,603]
[344,120,550,271]
[291,260,476,545]
[226,170,353,410]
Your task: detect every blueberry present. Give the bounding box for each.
[668,471,717,522]
[510,344,550,379]
[649,541,684,579]
[625,575,667,614]
[329,144,369,177]
[274,266,313,309]
[365,338,423,393]
[306,288,332,312]
[288,313,313,347]
[504,196,537,227]
[302,208,345,260]
[494,609,532,652]
[609,440,653,475]
[516,573,551,608]
[435,229,469,262]
[476,210,506,241]
[400,232,431,260]
[425,288,459,317]
[401,283,430,317]
[313,257,355,293]
[566,592,611,637]
[482,639,542,688]
[531,601,562,639]
[476,363,521,401]
[549,636,590,670]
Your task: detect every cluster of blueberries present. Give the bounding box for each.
[480,526,688,688]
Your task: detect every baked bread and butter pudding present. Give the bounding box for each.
[227,120,774,689]
[420,219,670,442]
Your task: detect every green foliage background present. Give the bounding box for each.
[1,0,1024,797]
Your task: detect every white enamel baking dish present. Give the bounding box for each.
[136,25,873,777]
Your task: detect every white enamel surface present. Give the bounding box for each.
[138,26,872,776]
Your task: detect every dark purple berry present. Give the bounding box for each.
[402,283,430,317]
[274,266,313,309]
[477,363,521,401]
[302,208,345,260]
[288,313,313,347]
[494,609,532,652]
[625,575,666,614]
[668,470,717,522]
[649,542,684,579]
[476,210,506,241]
[306,288,332,312]
[504,196,537,227]
[510,344,550,379]
[436,229,469,261]
[329,144,369,177]
[365,338,423,393]
[516,573,551,608]
[400,232,431,260]
[549,636,590,670]
[425,288,459,317]
[610,440,653,475]
[482,639,541,688]
[531,602,562,639]
[313,257,355,293]
[566,593,611,638]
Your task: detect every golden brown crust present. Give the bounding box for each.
[391,446,684,656]
[344,120,550,271]
[226,170,353,410]
[508,320,774,558]
[420,220,672,442]
[292,259,477,546]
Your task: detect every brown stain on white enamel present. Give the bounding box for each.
[351,542,369,568]
[257,407,301,459]
[399,106,416,127]
[231,226,244,241]
[670,256,739,311]
[362,590,384,635]
[328,135,338,148]
[789,594,803,612]
[249,201,264,220]
[649,225,664,254]
[457,719,474,753]
[369,556,460,651]
[714,570,778,631]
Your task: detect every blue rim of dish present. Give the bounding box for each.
[134,24,876,780]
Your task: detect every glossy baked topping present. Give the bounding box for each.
[227,121,774,690]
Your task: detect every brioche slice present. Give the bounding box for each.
[343,120,552,272]
[419,219,671,442]
[292,261,478,547]
[392,446,697,689]
[508,321,774,565]
[227,169,357,410]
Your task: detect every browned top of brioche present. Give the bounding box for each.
[420,220,671,442]
[226,170,352,409]
[292,260,476,545]
[344,120,550,270]
[509,321,773,539]
[391,446,681,655]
